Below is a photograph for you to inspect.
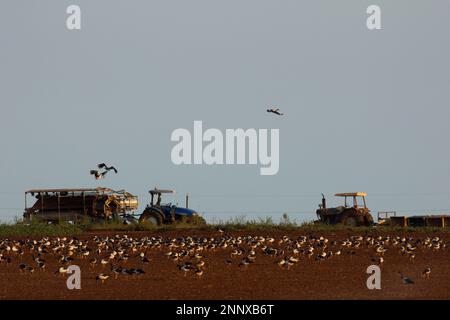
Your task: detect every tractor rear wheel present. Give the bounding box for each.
[342,216,358,227]
[341,209,360,227]
[139,210,163,226]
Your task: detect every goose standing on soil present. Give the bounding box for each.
[194,269,204,277]
[55,266,69,276]
[138,252,150,263]
[179,263,193,276]
[37,261,46,271]
[399,272,414,284]
[89,258,97,268]
[0,256,12,266]
[141,256,150,264]
[96,274,110,283]
[238,258,252,268]
[422,267,431,279]
[18,263,27,273]
[100,258,109,266]
[277,258,294,270]
[371,257,384,265]
[376,246,387,255]
[111,266,122,279]
[25,266,35,275]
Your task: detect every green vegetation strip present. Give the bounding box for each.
[0,214,448,237]
[0,221,83,237]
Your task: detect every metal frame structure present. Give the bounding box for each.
[24,187,138,223]
[335,192,367,209]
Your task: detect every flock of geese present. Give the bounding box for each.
[0,233,446,285]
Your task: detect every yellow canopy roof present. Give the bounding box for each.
[335,192,367,197]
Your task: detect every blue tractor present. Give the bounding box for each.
[139,188,205,225]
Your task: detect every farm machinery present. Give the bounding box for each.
[377,211,450,228]
[23,187,204,225]
[23,187,450,228]
[316,192,374,227]
[24,188,139,223]
[316,192,450,228]
[139,188,205,226]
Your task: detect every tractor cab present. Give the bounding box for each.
[149,189,176,208]
[335,192,368,209]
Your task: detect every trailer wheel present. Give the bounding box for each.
[139,210,163,226]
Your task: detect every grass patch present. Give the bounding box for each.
[0,221,82,237]
[289,222,449,234]
[212,215,299,232]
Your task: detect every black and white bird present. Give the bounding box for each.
[96,273,110,283]
[90,163,118,180]
[422,267,431,279]
[97,163,118,174]
[266,108,284,116]
[90,170,108,180]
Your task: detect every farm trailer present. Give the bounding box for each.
[23,188,139,223]
[377,211,450,228]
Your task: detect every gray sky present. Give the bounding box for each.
[1,0,450,223]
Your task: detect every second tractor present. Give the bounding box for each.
[316,192,374,227]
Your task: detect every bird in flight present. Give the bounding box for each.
[90,170,108,180]
[90,163,118,180]
[97,163,118,173]
[267,108,284,116]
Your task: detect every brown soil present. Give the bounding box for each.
[1,230,449,300]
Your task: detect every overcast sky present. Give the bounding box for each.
[1,0,449,223]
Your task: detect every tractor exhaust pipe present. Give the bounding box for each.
[321,193,326,209]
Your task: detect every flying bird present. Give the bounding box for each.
[267,108,284,116]
[90,163,118,180]
[97,163,118,173]
[90,170,109,180]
